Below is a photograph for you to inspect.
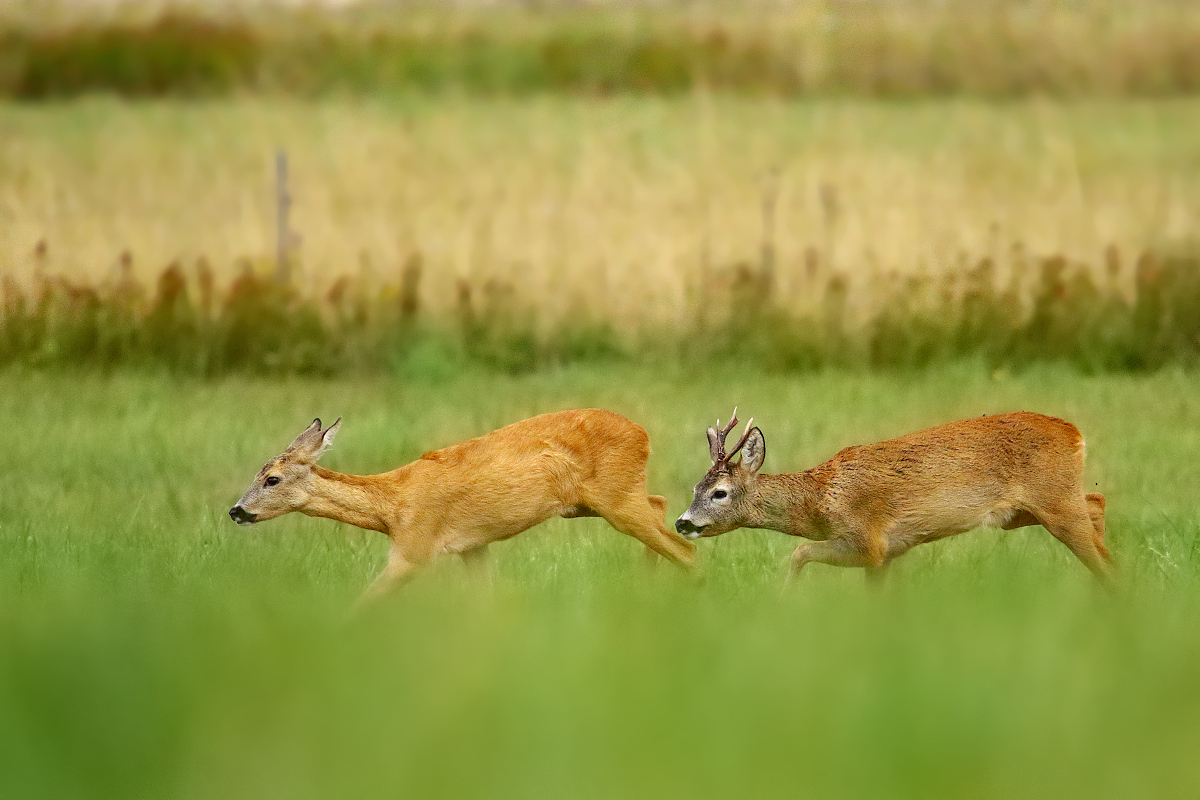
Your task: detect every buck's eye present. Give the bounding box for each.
[265,476,282,487]
[712,489,727,500]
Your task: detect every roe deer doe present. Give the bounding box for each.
[230,411,696,601]
[674,410,1111,585]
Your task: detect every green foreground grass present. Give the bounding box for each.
[2,364,1200,799]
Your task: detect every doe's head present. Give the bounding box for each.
[675,408,766,539]
[229,418,340,525]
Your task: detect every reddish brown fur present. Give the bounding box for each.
[678,412,1112,584]
[232,410,695,602]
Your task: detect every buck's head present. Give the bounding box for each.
[675,408,766,539]
[229,418,340,525]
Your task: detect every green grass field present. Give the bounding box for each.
[2,364,1199,799]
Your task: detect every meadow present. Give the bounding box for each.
[2,364,1200,799]
[4,4,1200,796]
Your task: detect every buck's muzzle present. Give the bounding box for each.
[675,517,703,538]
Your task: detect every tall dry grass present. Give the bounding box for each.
[4,97,1199,333]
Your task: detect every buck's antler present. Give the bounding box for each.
[707,407,755,465]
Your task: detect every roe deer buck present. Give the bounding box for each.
[230,411,696,601]
[674,410,1112,585]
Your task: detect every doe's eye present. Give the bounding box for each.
[712,490,728,500]
[265,476,281,487]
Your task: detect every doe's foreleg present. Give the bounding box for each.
[460,544,493,588]
[354,543,421,610]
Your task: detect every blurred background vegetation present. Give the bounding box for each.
[2,1,1199,377]
[3,0,1200,99]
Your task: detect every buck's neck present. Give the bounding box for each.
[742,471,823,538]
[302,465,395,534]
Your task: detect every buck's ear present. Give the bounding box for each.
[739,427,766,475]
[706,426,722,465]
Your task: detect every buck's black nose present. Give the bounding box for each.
[675,518,697,534]
[229,506,256,524]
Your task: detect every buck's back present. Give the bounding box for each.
[817,412,1084,513]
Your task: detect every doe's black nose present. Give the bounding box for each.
[229,506,256,524]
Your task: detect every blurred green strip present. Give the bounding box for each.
[2,366,1200,799]
[4,3,1200,99]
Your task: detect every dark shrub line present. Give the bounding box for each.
[4,243,1199,377]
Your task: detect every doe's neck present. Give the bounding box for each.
[301,465,394,534]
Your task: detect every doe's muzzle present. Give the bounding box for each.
[229,505,257,525]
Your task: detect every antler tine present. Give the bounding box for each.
[716,407,739,439]
[711,407,740,463]
[726,417,756,460]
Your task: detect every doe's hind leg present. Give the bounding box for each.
[647,494,669,520]
[1085,492,1112,562]
[1002,509,1041,530]
[640,495,670,568]
[599,497,696,570]
[1033,502,1113,581]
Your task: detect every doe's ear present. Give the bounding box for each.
[285,419,323,454]
[314,417,341,461]
[285,417,340,463]
[739,427,766,475]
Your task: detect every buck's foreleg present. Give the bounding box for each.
[863,525,932,587]
[864,564,890,588]
[785,534,887,590]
